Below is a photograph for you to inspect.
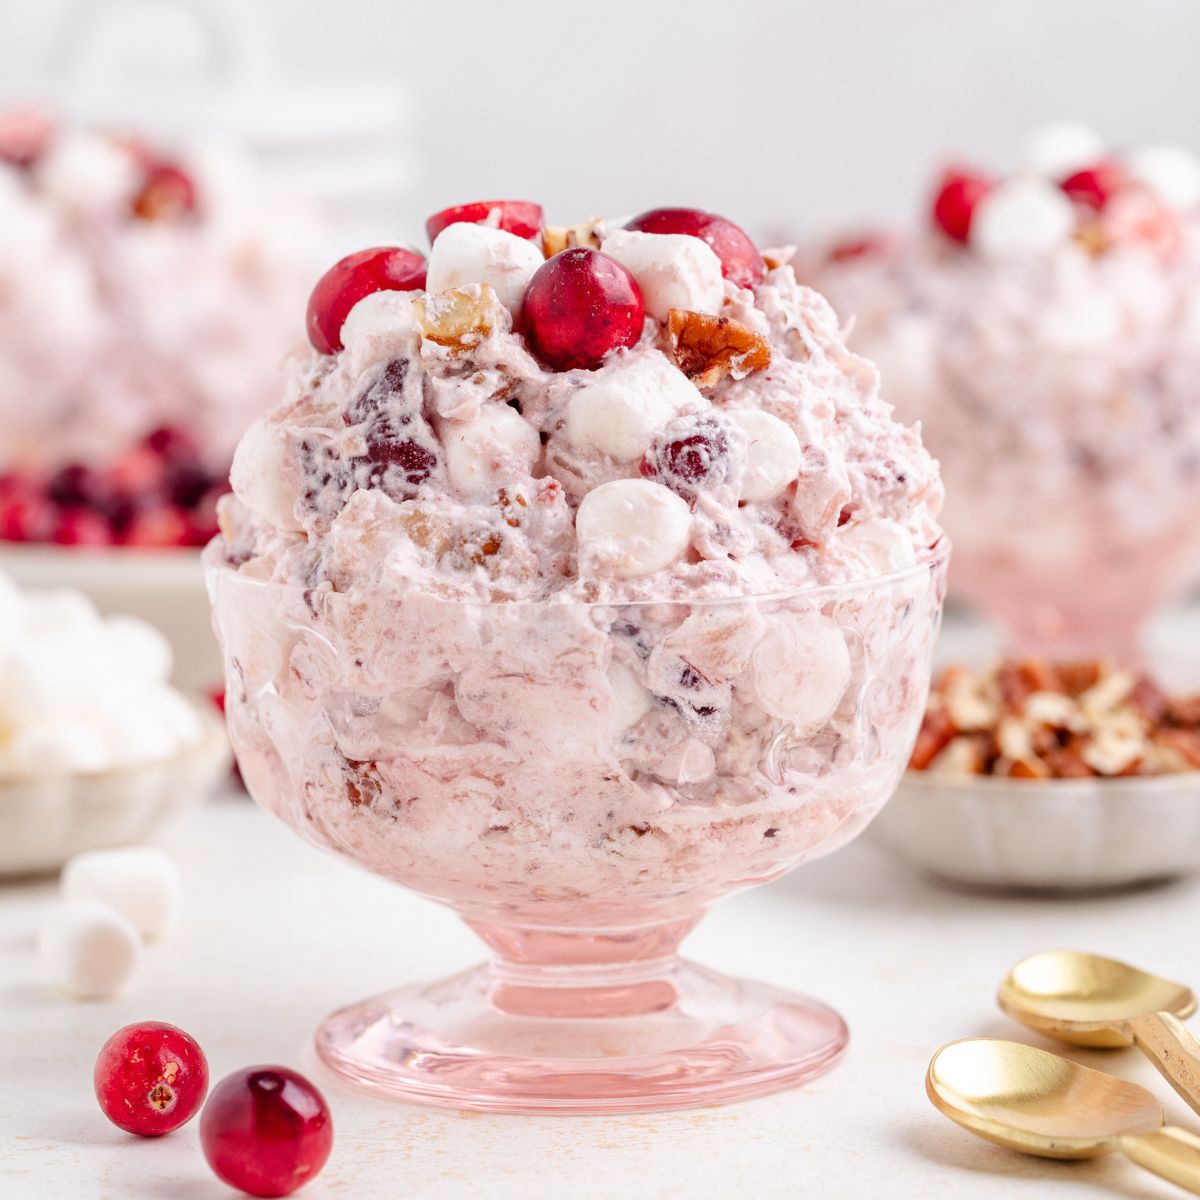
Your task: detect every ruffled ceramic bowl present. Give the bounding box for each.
[869,771,1200,891]
[0,699,230,877]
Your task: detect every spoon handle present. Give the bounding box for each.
[1131,1012,1200,1118]
[1120,1127,1200,1194]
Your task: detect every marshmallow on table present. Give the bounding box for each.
[442,403,541,499]
[601,229,725,320]
[61,846,184,941]
[1124,145,1200,210]
[567,353,706,461]
[749,615,851,730]
[1019,121,1105,179]
[576,479,691,578]
[426,223,544,319]
[729,410,802,502]
[970,177,1075,261]
[37,898,141,999]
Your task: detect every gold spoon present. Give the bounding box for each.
[928,1039,1200,1193]
[999,951,1200,1116]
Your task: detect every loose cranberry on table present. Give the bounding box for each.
[306,247,428,355]
[94,1021,209,1137]
[425,198,544,243]
[200,1066,333,1198]
[931,168,993,243]
[522,247,645,372]
[1060,160,1129,211]
[624,207,765,288]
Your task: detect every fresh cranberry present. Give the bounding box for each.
[0,493,56,542]
[168,462,214,509]
[522,248,645,371]
[144,425,198,463]
[0,109,54,169]
[827,233,893,263]
[307,247,427,355]
[931,168,993,243]
[131,162,198,221]
[109,445,169,501]
[624,207,765,288]
[123,504,191,548]
[1060,160,1129,211]
[642,414,731,499]
[94,1021,209,1137]
[200,1066,332,1198]
[426,199,544,243]
[53,507,112,546]
[185,481,230,545]
[48,463,110,509]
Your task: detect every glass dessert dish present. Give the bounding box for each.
[209,545,947,1112]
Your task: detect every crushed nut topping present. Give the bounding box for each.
[413,284,500,350]
[665,308,771,389]
[910,658,1200,779]
[541,218,604,258]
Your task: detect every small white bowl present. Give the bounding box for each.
[0,701,230,878]
[869,771,1200,890]
[0,544,217,690]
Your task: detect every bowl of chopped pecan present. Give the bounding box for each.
[869,658,1200,890]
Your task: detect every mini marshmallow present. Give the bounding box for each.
[340,288,418,357]
[605,662,654,739]
[567,354,706,461]
[1019,121,1105,179]
[601,229,725,320]
[970,177,1075,261]
[729,410,802,502]
[576,479,691,578]
[230,418,305,532]
[61,846,183,941]
[37,898,141,999]
[104,615,173,682]
[838,517,918,574]
[442,404,541,499]
[34,133,139,212]
[1125,145,1200,211]
[426,223,544,319]
[749,615,851,730]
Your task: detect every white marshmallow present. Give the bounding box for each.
[601,229,724,320]
[837,517,918,574]
[61,846,183,941]
[1125,145,1200,210]
[729,410,802,502]
[340,288,418,356]
[37,898,141,999]
[605,662,654,739]
[576,479,691,578]
[970,177,1075,260]
[749,615,851,730]
[21,588,101,638]
[230,419,304,532]
[426,224,544,319]
[34,133,139,212]
[567,354,705,461]
[104,615,173,683]
[442,404,541,499]
[4,720,109,774]
[1019,121,1105,179]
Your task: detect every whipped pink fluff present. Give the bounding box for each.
[807,127,1200,648]
[0,122,316,474]
[211,214,946,925]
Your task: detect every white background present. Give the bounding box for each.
[2,0,1199,241]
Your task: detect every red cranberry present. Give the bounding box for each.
[131,162,198,221]
[931,168,993,243]
[522,248,645,371]
[185,481,230,545]
[642,413,732,499]
[144,425,198,463]
[426,199,544,243]
[123,504,191,548]
[0,492,56,542]
[1060,160,1129,211]
[624,207,765,289]
[109,445,168,501]
[0,109,54,169]
[200,1066,332,1198]
[827,233,893,263]
[306,247,427,355]
[94,1021,209,1137]
[48,463,110,509]
[53,507,112,546]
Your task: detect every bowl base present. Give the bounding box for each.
[314,959,848,1114]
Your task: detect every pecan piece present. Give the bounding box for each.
[666,309,771,389]
[413,284,499,350]
[542,218,604,257]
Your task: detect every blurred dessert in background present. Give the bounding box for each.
[806,123,1200,655]
[0,111,315,549]
[912,657,1200,779]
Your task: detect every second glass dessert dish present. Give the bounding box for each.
[209,199,947,1112]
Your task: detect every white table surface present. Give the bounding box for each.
[4,786,1200,1200]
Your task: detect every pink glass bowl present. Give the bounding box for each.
[207,545,948,1113]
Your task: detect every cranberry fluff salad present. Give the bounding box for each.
[0,112,314,548]
[808,124,1200,651]
[209,201,947,924]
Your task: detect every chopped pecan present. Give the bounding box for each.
[1126,675,1169,725]
[997,659,1062,711]
[1154,728,1200,769]
[909,706,956,771]
[666,309,771,389]
[1006,756,1051,780]
[1041,747,1095,778]
[1168,695,1200,728]
[542,218,604,257]
[1056,659,1105,696]
[761,244,797,270]
[413,284,499,350]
